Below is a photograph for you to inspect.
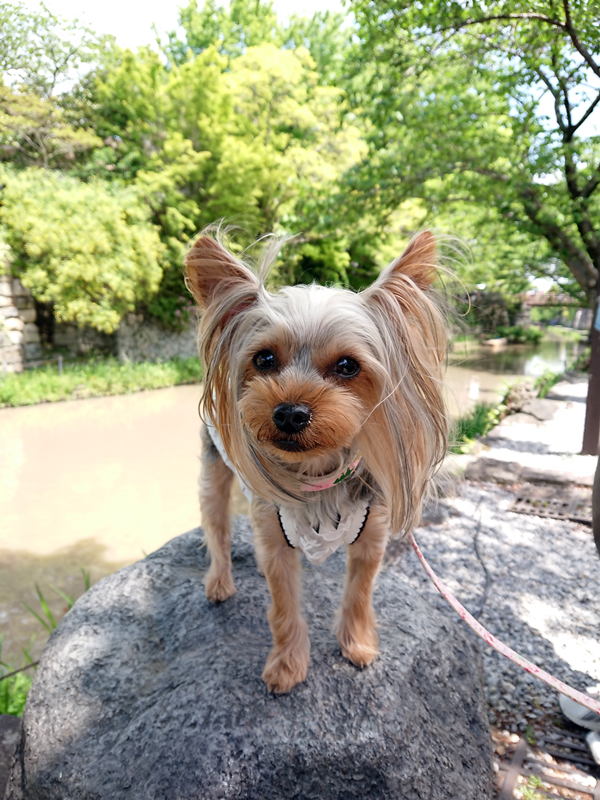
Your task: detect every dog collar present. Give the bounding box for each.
[301,457,362,492]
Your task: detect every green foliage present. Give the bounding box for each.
[0,356,202,407]
[292,240,351,286]
[0,84,101,169]
[23,569,92,632]
[0,665,33,717]
[283,12,353,86]
[496,326,544,345]
[0,1,111,97]
[535,370,564,399]
[348,0,600,305]
[174,0,281,59]
[0,635,35,717]
[0,166,164,332]
[450,403,506,454]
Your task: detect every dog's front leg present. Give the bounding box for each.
[200,424,236,603]
[336,505,389,668]
[252,500,310,693]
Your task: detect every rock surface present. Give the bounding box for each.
[0,716,20,799]
[465,457,523,484]
[6,520,493,800]
[521,398,561,422]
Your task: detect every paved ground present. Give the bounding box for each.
[390,376,599,751]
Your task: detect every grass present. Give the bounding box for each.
[545,325,588,342]
[0,356,202,407]
[0,636,35,717]
[449,402,506,454]
[0,570,92,716]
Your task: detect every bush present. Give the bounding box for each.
[0,166,165,333]
[496,325,543,344]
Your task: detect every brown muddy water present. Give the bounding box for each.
[0,339,584,663]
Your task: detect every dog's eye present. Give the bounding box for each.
[333,357,360,378]
[253,350,276,371]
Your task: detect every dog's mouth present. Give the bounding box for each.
[273,439,306,452]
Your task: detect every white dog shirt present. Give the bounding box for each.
[205,421,369,566]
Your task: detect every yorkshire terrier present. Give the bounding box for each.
[185,231,448,694]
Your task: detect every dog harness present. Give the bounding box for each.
[277,503,370,566]
[206,421,369,566]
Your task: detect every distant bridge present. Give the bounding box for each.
[518,291,581,307]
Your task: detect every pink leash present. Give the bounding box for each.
[409,532,600,717]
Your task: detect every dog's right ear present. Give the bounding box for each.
[185,235,259,313]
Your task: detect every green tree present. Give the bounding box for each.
[350,0,600,451]
[0,84,101,169]
[171,0,281,61]
[282,12,353,86]
[0,1,111,97]
[0,167,164,332]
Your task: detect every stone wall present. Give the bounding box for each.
[116,312,198,362]
[0,274,41,373]
[53,322,115,357]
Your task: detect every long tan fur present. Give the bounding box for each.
[185,228,449,692]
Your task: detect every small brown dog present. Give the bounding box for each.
[185,231,448,693]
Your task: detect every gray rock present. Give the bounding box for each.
[0,716,20,799]
[465,457,523,484]
[520,467,573,485]
[6,520,493,800]
[521,399,562,421]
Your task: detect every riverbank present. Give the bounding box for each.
[393,373,599,771]
[0,356,202,407]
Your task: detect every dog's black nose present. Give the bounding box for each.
[272,403,312,434]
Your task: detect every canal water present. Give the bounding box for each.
[0,338,584,663]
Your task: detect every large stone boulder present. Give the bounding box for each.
[6,519,493,800]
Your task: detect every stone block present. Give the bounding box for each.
[0,306,18,319]
[0,345,23,364]
[6,522,493,800]
[465,457,523,484]
[53,324,78,348]
[520,467,573,485]
[18,307,36,323]
[24,342,41,360]
[7,330,23,345]
[22,323,40,343]
[0,296,11,308]
[15,295,34,311]
[0,279,11,297]
[4,317,23,332]
[11,278,31,297]
[521,399,562,422]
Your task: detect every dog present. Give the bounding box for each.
[185,230,448,693]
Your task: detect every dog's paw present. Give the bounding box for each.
[337,628,379,668]
[205,567,236,603]
[262,644,310,694]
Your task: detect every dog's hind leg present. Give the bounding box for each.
[200,424,236,603]
[252,499,310,694]
[336,505,389,668]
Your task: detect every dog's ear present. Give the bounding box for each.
[364,231,437,303]
[185,235,259,312]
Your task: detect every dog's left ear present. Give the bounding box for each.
[364,231,437,304]
[185,235,259,312]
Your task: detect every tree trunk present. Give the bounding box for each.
[582,289,600,455]
[593,450,600,558]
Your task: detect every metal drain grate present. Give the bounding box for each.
[510,484,592,525]
[498,729,600,799]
